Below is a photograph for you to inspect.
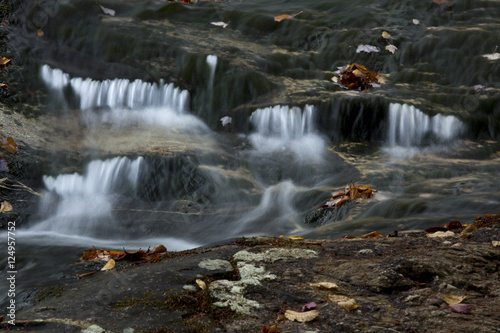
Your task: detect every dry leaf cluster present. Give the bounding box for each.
[322,182,376,209]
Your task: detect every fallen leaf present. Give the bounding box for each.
[37,29,44,37]
[413,19,420,25]
[101,258,115,271]
[329,295,358,311]
[288,235,304,240]
[211,21,229,28]
[360,231,383,238]
[443,294,467,305]
[220,116,232,127]
[100,5,115,16]
[76,271,97,279]
[427,231,455,238]
[449,303,473,314]
[492,241,500,247]
[433,0,453,7]
[309,282,339,290]
[1,201,13,212]
[274,11,303,22]
[356,45,380,54]
[446,221,462,230]
[382,31,391,39]
[385,44,398,54]
[331,75,339,83]
[262,325,279,333]
[301,302,317,312]
[0,83,8,90]
[483,46,500,61]
[1,137,18,154]
[0,57,10,66]
[151,244,167,254]
[338,64,380,91]
[284,309,318,322]
[196,279,207,290]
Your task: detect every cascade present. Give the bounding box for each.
[41,64,189,112]
[32,157,144,238]
[249,105,325,162]
[387,103,465,147]
[206,55,217,90]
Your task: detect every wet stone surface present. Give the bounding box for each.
[8,231,500,333]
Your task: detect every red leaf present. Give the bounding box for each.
[301,302,317,312]
[449,303,473,314]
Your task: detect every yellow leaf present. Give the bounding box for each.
[0,57,10,66]
[382,31,391,39]
[284,309,318,322]
[329,295,358,311]
[310,282,339,290]
[1,201,13,212]
[443,294,466,305]
[101,258,115,271]
[196,279,207,290]
[288,235,304,240]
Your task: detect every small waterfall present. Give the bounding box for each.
[33,156,144,238]
[41,64,190,112]
[387,103,464,147]
[206,55,217,89]
[249,105,324,161]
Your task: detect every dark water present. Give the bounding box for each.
[1,0,500,309]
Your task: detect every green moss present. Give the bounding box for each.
[35,285,66,302]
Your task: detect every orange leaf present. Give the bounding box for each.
[1,201,13,213]
[274,11,303,22]
[1,137,18,154]
[0,57,10,66]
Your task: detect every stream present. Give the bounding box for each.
[1,0,499,309]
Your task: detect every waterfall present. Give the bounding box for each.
[32,157,144,238]
[41,65,189,112]
[249,105,324,162]
[40,65,211,130]
[387,103,464,147]
[206,55,217,89]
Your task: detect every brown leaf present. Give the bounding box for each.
[1,137,18,154]
[1,201,13,212]
[76,271,97,279]
[382,31,391,39]
[150,244,167,254]
[37,29,44,37]
[262,325,279,333]
[0,83,7,90]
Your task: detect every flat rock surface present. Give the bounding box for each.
[7,229,500,333]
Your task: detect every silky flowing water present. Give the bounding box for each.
[1,0,499,308]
